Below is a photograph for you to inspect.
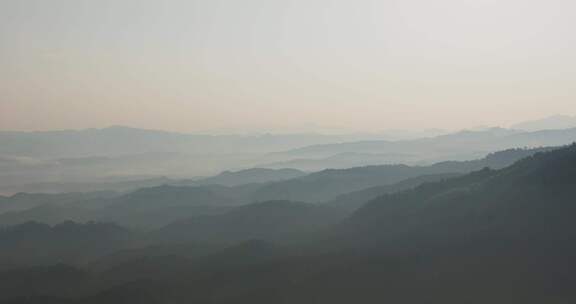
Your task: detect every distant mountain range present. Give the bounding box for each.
[192,168,306,186]
[512,115,576,131]
[0,126,388,190]
[0,168,306,195]
[252,146,557,202]
[260,152,416,171]
[0,146,560,228]
[0,177,177,196]
[0,126,377,158]
[2,124,576,194]
[282,128,576,160]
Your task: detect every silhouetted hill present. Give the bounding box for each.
[342,143,576,250]
[0,191,116,214]
[253,146,556,202]
[4,126,574,195]
[0,221,131,266]
[95,185,238,228]
[5,145,576,304]
[325,173,460,213]
[4,126,573,193]
[0,264,90,301]
[155,200,343,243]
[194,168,306,186]
[112,185,234,209]
[88,242,226,274]
[0,168,292,197]
[0,147,557,228]
[0,205,92,226]
[0,177,175,196]
[0,185,240,228]
[3,146,576,303]
[261,152,415,171]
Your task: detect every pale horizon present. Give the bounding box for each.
[1,115,575,135]
[2,0,576,133]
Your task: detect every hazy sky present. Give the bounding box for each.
[1,0,575,133]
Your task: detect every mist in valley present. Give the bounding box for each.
[2,1,576,303]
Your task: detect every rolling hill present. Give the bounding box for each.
[253,146,557,202]
[342,143,576,251]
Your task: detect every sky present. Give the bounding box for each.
[1,0,575,133]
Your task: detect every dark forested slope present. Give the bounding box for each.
[253,146,556,202]
[342,143,576,250]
